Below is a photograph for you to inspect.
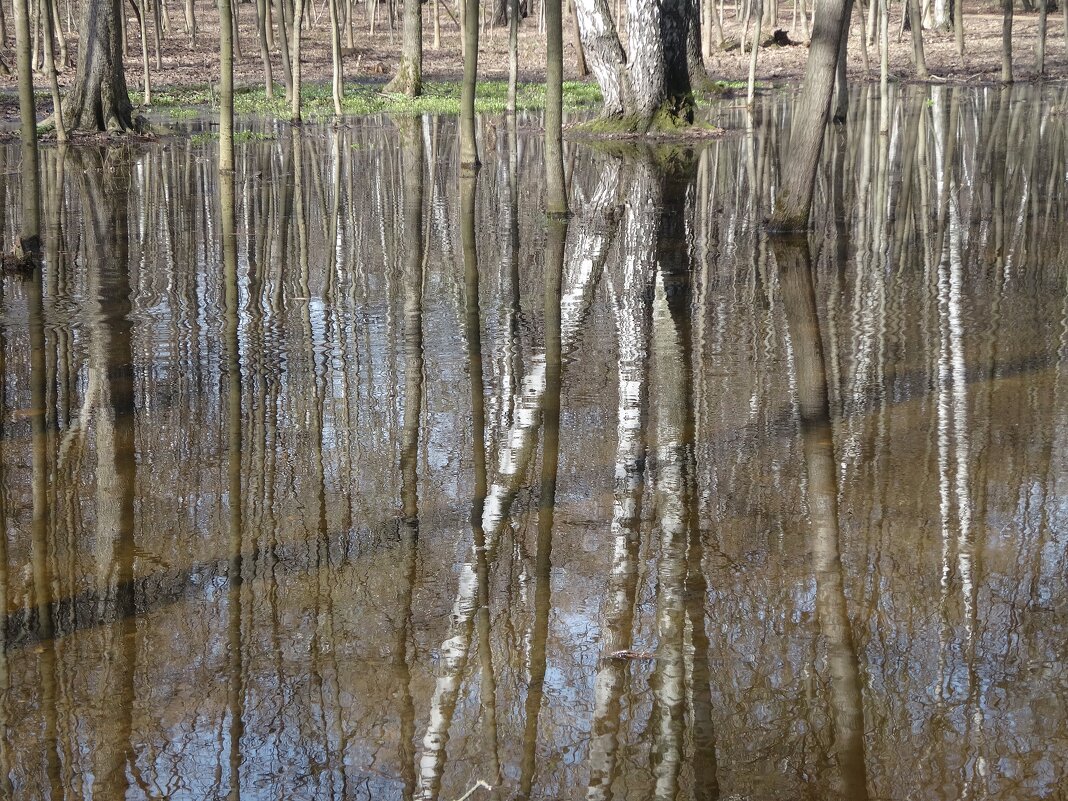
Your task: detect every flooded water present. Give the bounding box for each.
[1,83,1067,800]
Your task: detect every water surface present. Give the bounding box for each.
[0,84,1067,800]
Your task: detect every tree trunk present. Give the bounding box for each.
[63,0,137,131]
[13,0,41,252]
[277,0,294,101]
[1037,0,1047,75]
[507,0,518,111]
[459,0,479,166]
[220,0,234,170]
[1001,0,1012,83]
[327,0,344,111]
[574,0,694,130]
[130,0,151,105]
[41,0,66,140]
[907,0,928,78]
[386,0,422,95]
[682,0,704,83]
[925,0,949,29]
[290,0,305,121]
[255,0,274,98]
[953,0,963,55]
[546,0,567,214]
[769,0,849,230]
[490,0,507,24]
[746,0,761,107]
[50,0,67,66]
[627,0,666,122]
[569,0,588,76]
[185,0,196,42]
[574,0,627,116]
[832,0,854,121]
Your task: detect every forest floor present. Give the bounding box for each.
[1,0,1067,123]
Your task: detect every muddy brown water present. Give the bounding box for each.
[0,83,1066,800]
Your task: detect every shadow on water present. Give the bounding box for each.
[0,83,1067,800]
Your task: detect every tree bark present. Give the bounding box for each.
[1037,0,1047,75]
[14,0,41,254]
[290,0,305,121]
[574,0,694,130]
[685,0,707,84]
[327,0,344,111]
[907,0,928,79]
[546,0,567,214]
[386,0,422,95]
[459,0,479,166]
[220,0,235,170]
[569,0,589,75]
[574,0,627,116]
[769,0,849,230]
[254,0,273,97]
[832,0,854,121]
[63,0,137,131]
[1001,0,1012,83]
[41,0,66,139]
[507,0,519,111]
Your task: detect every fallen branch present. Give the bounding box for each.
[453,781,493,801]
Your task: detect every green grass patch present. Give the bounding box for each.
[191,129,276,144]
[134,79,602,119]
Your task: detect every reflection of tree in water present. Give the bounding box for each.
[0,85,1066,801]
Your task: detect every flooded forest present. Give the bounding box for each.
[1,78,1067,800]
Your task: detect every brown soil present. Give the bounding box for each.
[0,1,1065,122]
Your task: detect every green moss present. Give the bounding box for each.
[570,97,718,140]
[133,80,602,120]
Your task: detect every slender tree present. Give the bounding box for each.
[220,0,235,171]
[290,0,307,122]
[1001,0,1013,83]
[832,0,856,121]
[546,0,567,214]
[255,0,274,98]
[1037,0,1047,75]
[507,0,519,113]
[41,0,66,140]
[460,0,479,166]
[769,0,850,230]
[327,0,344,112]
[13,0,40,257]
[907,0,928,80]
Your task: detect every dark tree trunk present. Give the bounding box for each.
[685,0,709,85]
[769,0,850,230]
[64,0,136,131]
[660,0,695,122]
[490,0,507,25]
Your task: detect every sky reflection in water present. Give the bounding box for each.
[0,83,1067,801]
